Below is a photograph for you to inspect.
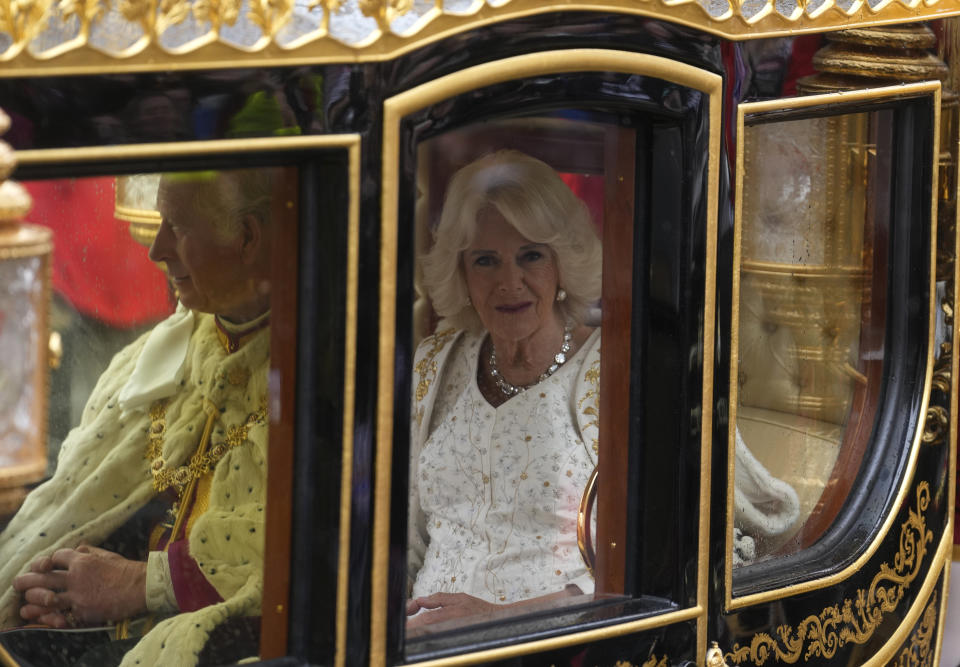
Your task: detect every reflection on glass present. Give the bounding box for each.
[734,111,888,565]
[407,143,603,634]
[0,168,284,665]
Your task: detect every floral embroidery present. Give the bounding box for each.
[411,329,600,603]
[413,328,457,426]
[577,355,601,455]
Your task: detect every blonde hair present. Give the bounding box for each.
[422,150,602,332]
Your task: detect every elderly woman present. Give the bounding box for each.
[0,168,276,666]
[407,150,602,628]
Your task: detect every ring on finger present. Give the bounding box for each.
[63,609,78,628]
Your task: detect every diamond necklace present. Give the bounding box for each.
[489,325,573,397]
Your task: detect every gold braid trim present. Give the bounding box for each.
[413,328,457,403]
[146,397,268,495]
[577,355,601,456]
[413,327,457,428]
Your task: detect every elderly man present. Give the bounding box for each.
[0,168,278,666]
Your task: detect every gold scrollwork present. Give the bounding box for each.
[639,657,668,667]
[890,590,937,667]
[0,0,51,58]
[922,341,952,446]
[358,0,415,31]
[727,482,933,664]
[117,0,294,42]
[921,405,949,445]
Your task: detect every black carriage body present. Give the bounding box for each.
[0,6,954,667]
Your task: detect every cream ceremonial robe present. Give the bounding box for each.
[408,327,601,603]
[0,310,269,666]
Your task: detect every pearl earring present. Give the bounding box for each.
[466,296,472,306]
[556,288,567,302]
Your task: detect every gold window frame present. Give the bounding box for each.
[376,48,721,667]
[725,81,942,611]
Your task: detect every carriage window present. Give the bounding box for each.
[732,108,892,566]
[0,167,291,665]
[398,64,718,652]
[406,118,613,640]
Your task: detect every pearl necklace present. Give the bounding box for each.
[489,326,573,397]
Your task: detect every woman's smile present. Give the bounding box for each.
[495,302,532,314]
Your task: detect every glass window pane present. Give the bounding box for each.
[734,110,889,565]
[0,168,292,664]
[393,65,718,657]
[407,116,612,638]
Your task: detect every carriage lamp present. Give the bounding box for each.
[0,109,52,518]
[115,173,161,248]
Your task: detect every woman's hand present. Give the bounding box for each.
[406,592,502,629]
[13,545,148,627]
[406,585,585,631]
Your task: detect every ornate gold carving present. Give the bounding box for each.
[800,24,950,94]
[922,339,952,446]
[727,482,933,664]
[358,0,414,32]
[813,47,949,83]
[3,0,960,70]
[707,642,730,667]
[640,658,668,667]
[891,590,937,667]
[0,180,32,221]
[921,404,949,445]
[0,0,53,59]
[832,25,937,50]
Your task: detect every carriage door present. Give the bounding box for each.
[372,47,724,666]
[715,82,955,666]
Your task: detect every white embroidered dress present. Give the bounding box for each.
[409,327,600,604]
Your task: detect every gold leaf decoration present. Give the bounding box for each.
[639,657,669,667]
[159,0,191,31]
[119,0,158,39]
[55,0,103,41]
[923,341,951,446]
[921,405,948,445]
[890,590,937,667]
[247,0,293,38]
[727,482,933,665]
[192,0,243,32]
[2,0,960,64]
[0,0,53,57]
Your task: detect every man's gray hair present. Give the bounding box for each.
[158,168,280,241]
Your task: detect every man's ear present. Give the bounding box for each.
[238,213,264,265]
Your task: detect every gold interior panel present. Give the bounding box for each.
[727,81,940,610]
